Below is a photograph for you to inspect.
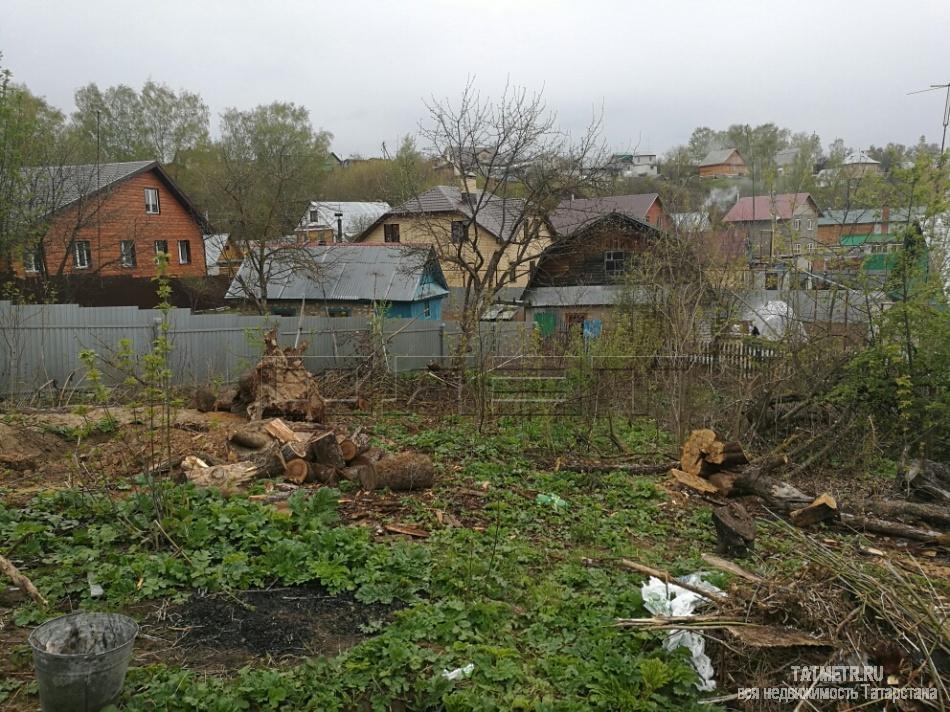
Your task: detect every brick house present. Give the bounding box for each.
[698,148,747,178]
[15,160,207,279]
[723,193,821,262]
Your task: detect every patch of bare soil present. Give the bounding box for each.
[0,422,63,472]
[156,584,399,663]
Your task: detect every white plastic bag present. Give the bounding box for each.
[640,573,722,691]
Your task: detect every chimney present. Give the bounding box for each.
[460,173,478,198]
[881,206,890,236]
[335,211,344,243]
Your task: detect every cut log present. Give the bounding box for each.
[280,440,310,463]
[264,418,303,444]
[850,498,950,528]
[363,453,435,492]
[337,436,358,463]
[680,429,717,476]
[342,454,376,487]
[708,472,737,497]
[183,457,259,494]
[713,502,756,556]
[310,463,339,485]
[229,429,271,450]
[789,493,839,528]
[227,440,285,478]
[838,513,947,544]
[0,554,47,606]
[670,468,719,494]
[733,468,811,511]
[307,431,345,468]
[284,458,311,484]
[705,441,748,466]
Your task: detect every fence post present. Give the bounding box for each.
[439,322,445,366]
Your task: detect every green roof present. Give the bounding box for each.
[839,233,899,247]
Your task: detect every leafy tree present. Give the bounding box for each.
[69,81,209,164]
[189,102,331,313]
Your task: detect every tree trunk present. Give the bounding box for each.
[362,453,435,492]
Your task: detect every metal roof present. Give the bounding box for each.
[699,148,741,167]
[301,201,390,240]
[723,193,816,222]
[523,284,651,307]
[23,161,157,213]
[818,207,925,226]
[549,194,658,237]
[386,185,525,242]
[203,234,229,275]
[225,244,448,303]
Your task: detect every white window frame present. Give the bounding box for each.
[178,240,191,264]
[793,243,802,254]
[806,218,814,231]
[604,250,627,276]
[23,245,42,273]
[423,301,431,318]
[792,218,801,230]
[154,240,169,255]
[144,187,160,214]
[806,241,816,253]
[74,241,91,269]
[119,240,137,267]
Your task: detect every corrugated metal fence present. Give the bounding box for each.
[0,301,529,397]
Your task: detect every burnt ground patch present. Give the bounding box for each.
[165,583,400,660]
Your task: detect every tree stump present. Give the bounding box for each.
[713,502,756,557]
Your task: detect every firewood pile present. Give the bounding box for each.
[182,417,434,495]
[669,429,950,554]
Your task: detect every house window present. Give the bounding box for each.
[792,219,801,230]
[806,219,815,231]
[154,240,169,256]
[178,240,191,264]
[423,301,431,318]
[120,240,137,267]
[23,244,43,273]
[74,240,91,269]
[566,313,587,331]
[383,224,400,243]
[806,241,816,253]
[765,271,779,290]
[793,243,802,255]
[327,306,351,318]
[451,220,469,244]
[144,188,160,214]
[309,209,319,223]
[604,250,627,276]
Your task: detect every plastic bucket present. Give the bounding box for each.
[29,612,138,712]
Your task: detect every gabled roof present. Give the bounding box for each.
[225,244,448,303]
[700,148,742,167]
[301,201,390,240]
[203,234,230,275]
[774,148,799,167]
[363,185,525,242]
[23,160,207,228]
[549,194,659,237]
[723,193,817,222]
[843,150,880,166]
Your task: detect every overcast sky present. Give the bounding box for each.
[3,0,948,158]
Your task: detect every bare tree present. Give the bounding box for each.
[415,80,610,359]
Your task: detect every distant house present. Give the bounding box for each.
[295,201,390,243]
[13,160,207,279]
[355,180,549,289]
[225,244,449,319]
[698,148,747,178]
[549,193,669,235]
[774,148,799,176]
[723,193,821,261]
[817,207,925,246]
[606,153,658,179]
[841,150,883,179]
[523,206,661,335]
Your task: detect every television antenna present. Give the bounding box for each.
[908,83,950,154]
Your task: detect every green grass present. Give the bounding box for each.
[1,415,719,711]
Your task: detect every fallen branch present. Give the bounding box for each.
[557,461,676,475]
[617,559,729,605]
[0,554,47,606]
